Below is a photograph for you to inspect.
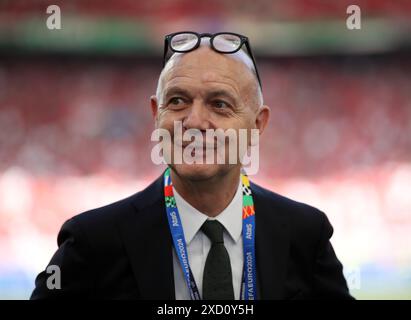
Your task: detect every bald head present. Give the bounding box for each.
[156,39,264,109]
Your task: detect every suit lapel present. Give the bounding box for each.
[252,183,290,299]
[117,175,175,299]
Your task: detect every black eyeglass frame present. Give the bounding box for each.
[163,31,262,90]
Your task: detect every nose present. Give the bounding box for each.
[182,99,211,131]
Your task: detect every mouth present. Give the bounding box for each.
[174,139,217,150]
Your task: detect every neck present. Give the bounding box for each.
[170,167,241,217]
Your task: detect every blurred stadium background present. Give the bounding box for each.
[0,0,410,299]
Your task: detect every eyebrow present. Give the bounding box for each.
[163,87,239,105]
[205,90,238,105]
[163,87,192,101]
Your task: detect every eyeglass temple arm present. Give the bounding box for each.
[163,38,168,68]
[244,42,263,91]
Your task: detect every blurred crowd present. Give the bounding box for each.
[0,56,410,179]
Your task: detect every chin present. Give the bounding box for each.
[171,163,228,182]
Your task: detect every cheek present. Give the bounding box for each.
[219,115,252,131]
[156,110,185,140]
[239,111,257,129]
[157,110,176,128]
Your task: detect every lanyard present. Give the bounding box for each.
[163,167,257,300]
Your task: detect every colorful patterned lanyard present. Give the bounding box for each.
[163,167,257,300]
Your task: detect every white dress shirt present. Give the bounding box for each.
[172,180,244,300]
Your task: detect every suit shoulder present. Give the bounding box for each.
[68,176,163,230]
[251,181,332,252]
[251,182,327,227]
[69,193,138,227]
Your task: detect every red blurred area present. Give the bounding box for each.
[0,55,410,180]
[2,0,411,19]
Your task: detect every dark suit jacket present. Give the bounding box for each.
[31,174,353,300]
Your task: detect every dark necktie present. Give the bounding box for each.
[201,220,234,300]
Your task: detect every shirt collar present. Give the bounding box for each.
[172,179,243,245]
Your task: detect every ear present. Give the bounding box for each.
[150,95,160,127]
[255,105,270,135]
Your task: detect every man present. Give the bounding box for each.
[31,32,353,300]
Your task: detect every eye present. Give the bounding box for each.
[168,97,186,107]
[213,100,229,109]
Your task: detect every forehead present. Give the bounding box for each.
[161,47,255,95]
